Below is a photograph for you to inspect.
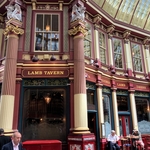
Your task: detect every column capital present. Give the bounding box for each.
[68,20,88,36]
[144,44,149,50]
[123,30,131,39]
[143,37,150,45]
[3,19,24,36]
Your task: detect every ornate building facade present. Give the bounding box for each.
[0,0,150,149]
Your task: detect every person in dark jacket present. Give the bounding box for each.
[0,128,11,150]
[2,131,23,150]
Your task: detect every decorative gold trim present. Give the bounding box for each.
[68,25,88,36]
[3,24,24,36]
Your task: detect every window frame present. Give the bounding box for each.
[131,42,143,72]
[98,31,107,64]
[31,10,63,53]
[112,38,124,69]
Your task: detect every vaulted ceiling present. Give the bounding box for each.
[93,0,150,32]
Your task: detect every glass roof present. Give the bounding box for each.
[93,0,150,31]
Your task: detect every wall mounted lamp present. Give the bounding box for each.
[32,55,39,62]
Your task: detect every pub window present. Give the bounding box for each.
[35,14,59,51]
[22,88,66,141]
[117,96,128,111]
[135,98,149,122]
[113,38,123,68]
[131,43,143,72]
[99,32,106,64]
[103,94,111,137]
[84,22,92,57]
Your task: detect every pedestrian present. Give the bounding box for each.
[2,131,23,150]
[0,128,11,150]
[107,130,120,150]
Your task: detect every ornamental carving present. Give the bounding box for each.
[68,25,88,36]
[3,24,24,35]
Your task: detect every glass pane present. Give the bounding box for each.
[113,38,123,68]
[99,32,105,47]
[44,33,51,51]
[52,15,58,31]
[103,95,111,137]
[100,48,106,64]
[51,33,59,51]
[131,43,143,72]
[117,96,128,111]
[44,15,51,31]
[36,14,43,31]
[87,90,94,104]
[22,89,66,141]
[136,98,149,122]
[35,33,43,51]
[99,32,106,64]
[84,39,91,57]
[85,23,92,40]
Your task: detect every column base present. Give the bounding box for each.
[4,129,18,136]
[68,133,96,150]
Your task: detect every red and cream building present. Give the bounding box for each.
[0,0,150,149]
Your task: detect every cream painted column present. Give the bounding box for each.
[107,26,115,68]
[129,91,138,130]
[0,19,24,131]
[112,89,120,136]
[94,26,99,60]
[68,20,89,133]
[107,33,113,66]
[143,45,150,74]
[97,84,104,138]
[123,32,133,76]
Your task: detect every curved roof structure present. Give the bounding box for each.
[93,0,150,31]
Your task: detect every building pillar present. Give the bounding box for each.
[69,19,89,133]
[107,25,115,73]
[68,18,96,150]
[0,19,24,132]
[129,91,138,130]
[96,84,104,138]
[94,26,99,60]
[143,45,150,78]
[123,31,133,76]
[112,88,120,136]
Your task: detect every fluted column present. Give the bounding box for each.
[94,26,99,60]
[123,31,133,76]
[107,34,113,66]
[96,84,104,138]
[143,45,150,74]
[0,19,24,131]
[112,89,120,136]
[129,91,138,130]
[68,20,89,133]
[107,26,115,68]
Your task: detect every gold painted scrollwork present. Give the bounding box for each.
[68,25,88,36]
[3,24,24,36]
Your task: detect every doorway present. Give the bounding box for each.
[88,112,99,150]
[119,115,130,136]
